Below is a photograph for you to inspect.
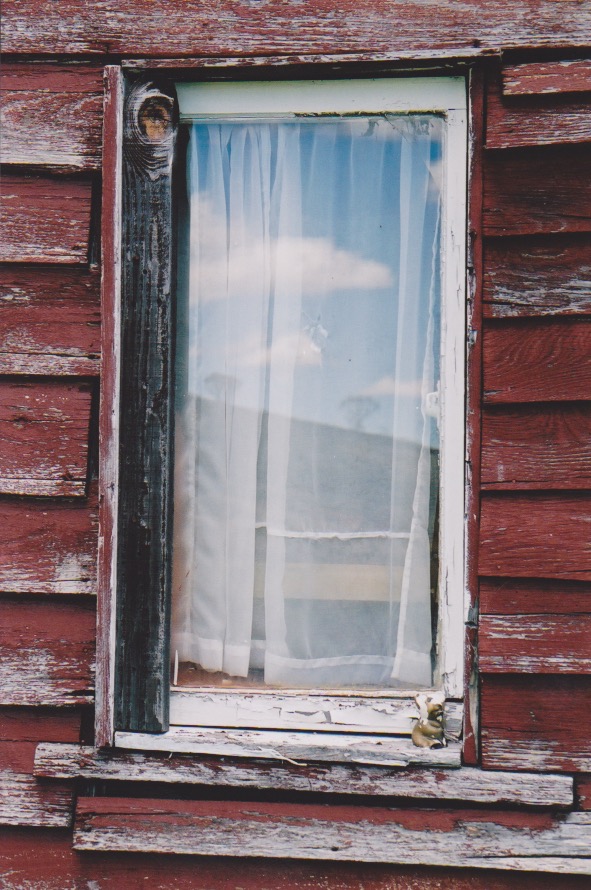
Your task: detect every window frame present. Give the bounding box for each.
[96,66,468,759]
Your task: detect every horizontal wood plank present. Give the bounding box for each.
[479,493,591,580]
[0,742,72,828]
[0,489,98,594]
[483,236,591,317]
[0,64,103,169]
[73,797,591,872]
[0,175,93,264]
[479,614,591,673]
[481,675,591,771]
[0,599,95,706]
[35,743,574,806]
[577,775,591,811]
[487,78,591,149]
[0,380,92,497]
[483,319,591,402]
[503,60,591,96]
[0,708,82,743]
[115,727,461,768]
[482,405,591,488]
[3,1,591,57]
[480,579,591,615]
[483,145,591,236]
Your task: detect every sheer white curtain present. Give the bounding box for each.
[172,115,442,688]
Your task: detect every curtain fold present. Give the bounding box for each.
[172,115,442,688]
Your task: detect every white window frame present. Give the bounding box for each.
[114,75,467,756]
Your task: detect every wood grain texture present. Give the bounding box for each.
[3,1,591,57]
[483,319,591,403]
[0,488,98,594]
[481,675,591,771]
[0,380,92,497]
[483,236,591,317]
[3,833,584,890]
[0,174,93,264]
[503,60,591,96]
[34,743,574,806]
[480,579,591,615]
[486,77,591,149]
[73,797,591,872]
[479,493,591,580]
[0,599,95,706]
[479,614,591,673]
[0,741,72,828]
[0,266,100,374]
[0,708,81,743]
[577,775,591,811]
[0,64,103,169]
[482,405,591,489]
[483,145,591,237]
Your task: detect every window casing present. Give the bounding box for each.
[99,72,467,755]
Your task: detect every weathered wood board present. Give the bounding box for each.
[73,797,591,873]
[0,600,95,706]
[487,79,591,149]
[0,489,98,594]
[3,1,591,57]
[0,380,92,496]
[0,266,100,375]
[503,60,591,96]
[0,707,82,743]
[481,676,591,771]
[0,741,72,828]
[483,145,591,236]
[34,743,574,806]
[482,405,591,489]
[483,236,591,317]
[483,319,591,402]
[0,175,93,264]
[0,65,103,169]
[479,579,591,615]
[479,614,591,673]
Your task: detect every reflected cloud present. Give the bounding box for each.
[359,375,423,398]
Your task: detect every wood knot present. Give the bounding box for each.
[124,81,178,180]
[138,96,174,144]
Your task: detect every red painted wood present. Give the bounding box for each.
[0,485,98,594]
[0,380,92,497]
[503,60,591,96]
[480,579,591,615]
[0,708,81,743]
[3,1,591,57]
[1,830,581,890]
[0,64,103,169]
[577,775,591,811]
[483,235,591,317]
[0,174,93,264]
[0,741,73,828]
[483,145,591,236]
[483,319,591,403]
[0,599,95,706]
[479,614,591,673]
[482,405,591,488]
[486,76,591,149]
[481,675,591,771]
[479,493,591,580]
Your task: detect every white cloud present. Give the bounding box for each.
[359,375,423,399]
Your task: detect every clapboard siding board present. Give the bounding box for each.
[34,743,574,806]
[480,579,591,615]
[483,236,591,317]
[73,797,591,873]
[0,65,103,169]
[479,493,591,580]
[482,405,591,488]
[479,614,591,673]
[0,267,100,372]
[483,319,591,403]
[0,380,92,497]
[481,676,591,771]
[0,741,73,828]
[0,600,95,706]
[3,1,591,56]
[483,145,591,236]
[0,489,98,594]
[486,80,591,149]
[503,60,591,96]
[0,708,82,743]
[0,175,93,264]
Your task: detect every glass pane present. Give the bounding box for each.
[171,114,443,690]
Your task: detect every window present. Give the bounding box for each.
[100,74,467,755]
